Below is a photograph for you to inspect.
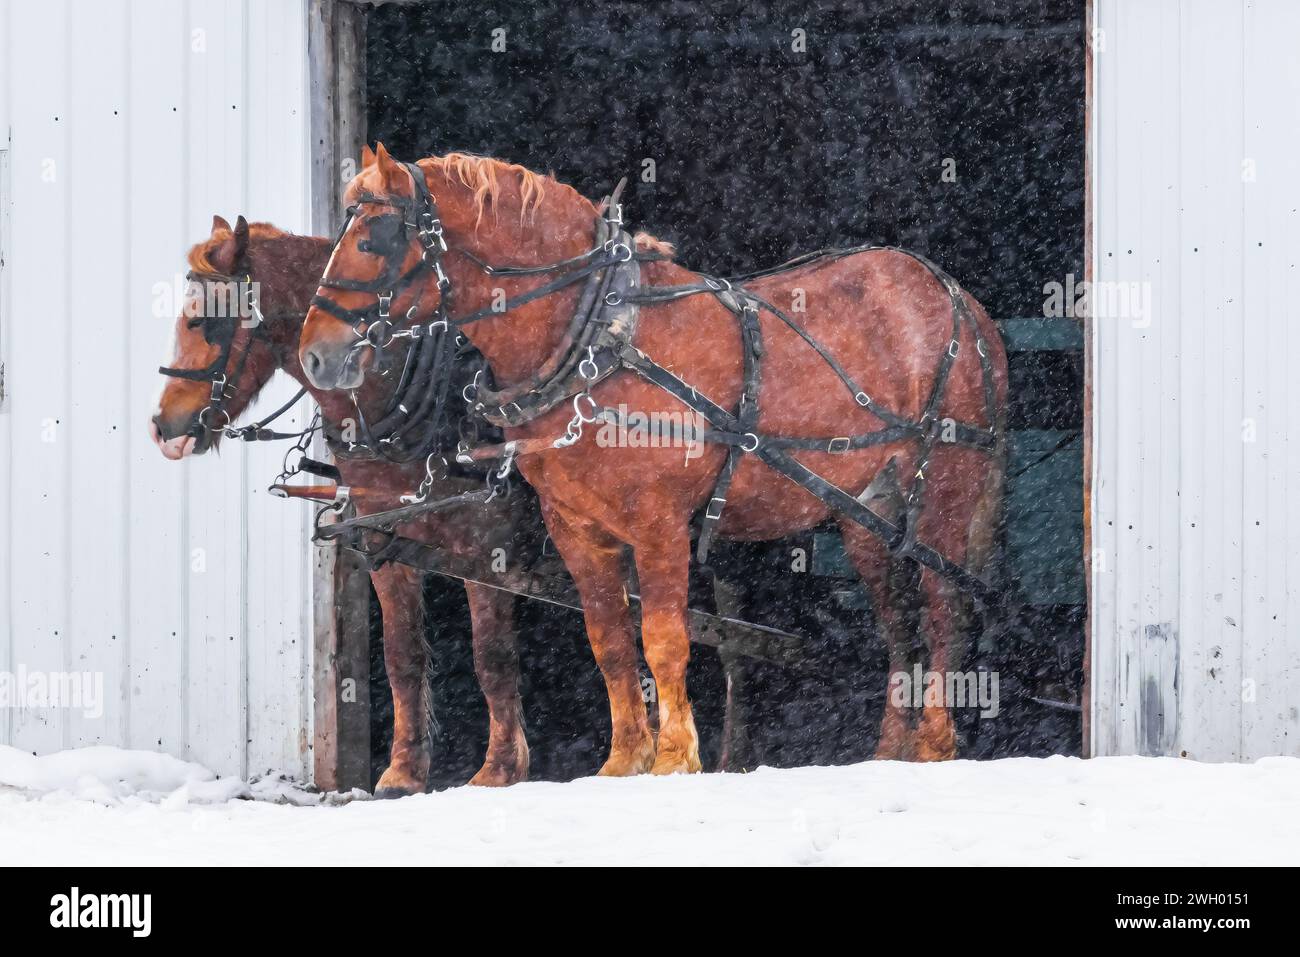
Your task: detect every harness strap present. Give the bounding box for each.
[698,293,763,563]
[754,444,998,606]
[610,342,996,600]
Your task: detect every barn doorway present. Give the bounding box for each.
[331,0,1086,786]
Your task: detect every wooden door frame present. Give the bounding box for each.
[307,0,371,791]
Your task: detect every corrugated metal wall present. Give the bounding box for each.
[1092,0,1300,760]
[0,0,316,779]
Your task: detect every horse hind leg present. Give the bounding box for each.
[838,458,924,761]
[465,583,529,787]
[912,568,963,761]
[911,448,1006,762]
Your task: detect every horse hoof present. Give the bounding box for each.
[650,749,702,775]
[911,730,957,762]
[374,765,426,797]
[598,742,655,777]
[874,740,906,761]
[469,754,528,787]
[910,746,955,762]
[374,786,417,800]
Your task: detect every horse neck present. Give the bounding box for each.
[250,234,356,422]
[439,177,600,388]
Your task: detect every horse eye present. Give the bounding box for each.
[186,317,205,330]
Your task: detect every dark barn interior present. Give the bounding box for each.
[359,0,1086,787]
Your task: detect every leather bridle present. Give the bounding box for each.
[158,268,308,442]
[312,161,452,356]
[308,162,652,482]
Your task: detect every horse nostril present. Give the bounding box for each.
[304,347,323,379]
[151,414,168,443]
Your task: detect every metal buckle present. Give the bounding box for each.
[419,213,447,252]
[854,391,871,407]
[377,294,392,319]
[827,436,851,453]
[948,339,960,358]
[705,496,727,521]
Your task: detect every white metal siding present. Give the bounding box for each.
[0,0,315,779]
[1092,0,1300,759]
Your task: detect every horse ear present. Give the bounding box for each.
[211,214,232,235]
[373,142,405,191]
[360,144,376,168]
[233,215,250,260]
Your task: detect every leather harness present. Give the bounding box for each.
[309,160,1004,603]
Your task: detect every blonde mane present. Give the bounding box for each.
[419,153,674,257]
[187,221,286,274]
[424,152,556,228]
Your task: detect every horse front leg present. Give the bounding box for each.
[465,583,529,787]
[633,524,701,775]
[541,500,655,776]
[370,562,431,797]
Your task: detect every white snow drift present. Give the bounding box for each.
[1,745,1297,865]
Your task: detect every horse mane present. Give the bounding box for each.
[421,152,675,257]
[423,153,556,228]
[187,221,288,274]
[634,232,675,257]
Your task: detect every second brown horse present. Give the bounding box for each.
[150,214,534,794]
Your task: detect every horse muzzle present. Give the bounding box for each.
[150,412,213,459]
[302,340,368,391]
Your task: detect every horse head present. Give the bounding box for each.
[150,216,323,458]
[300,144,594,394]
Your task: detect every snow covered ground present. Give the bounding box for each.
[2,745,1297,865]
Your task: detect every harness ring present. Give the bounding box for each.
[573,393,598,423]
[199,405,232,432]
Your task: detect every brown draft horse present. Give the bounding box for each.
[149,214,532,794]
[301,145,1008,772]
